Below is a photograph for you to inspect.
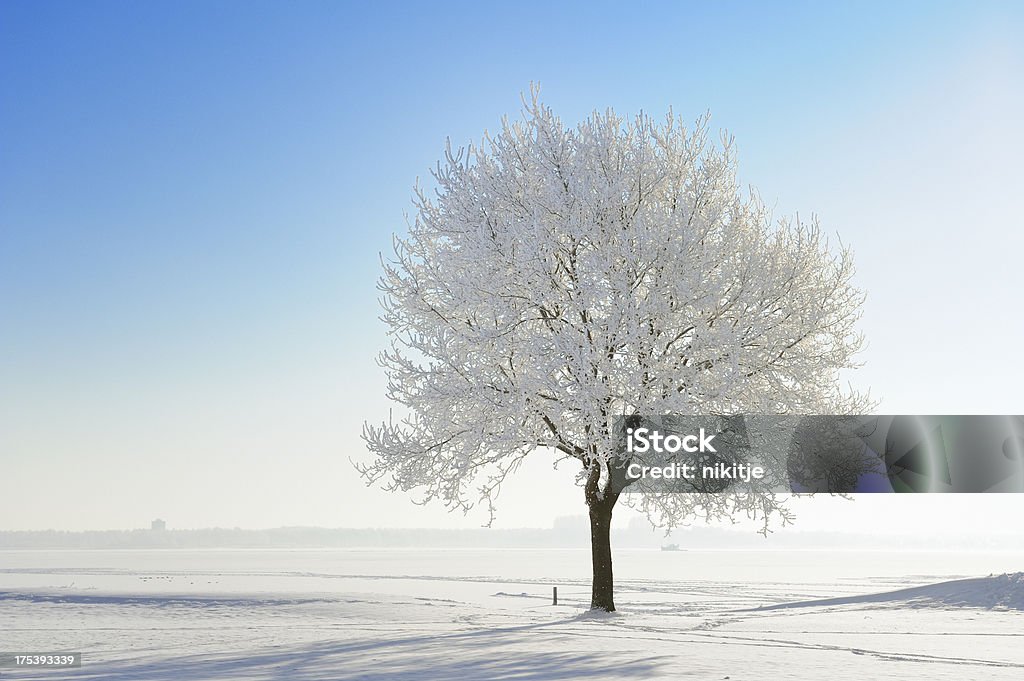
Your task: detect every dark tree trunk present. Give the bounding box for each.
[585,462,619,611]
[588,495,616,611]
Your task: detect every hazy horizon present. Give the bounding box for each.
[4,494,1023,542]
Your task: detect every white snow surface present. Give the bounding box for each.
[2,548,1023,680]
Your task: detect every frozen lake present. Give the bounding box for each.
[3,548,1023,679]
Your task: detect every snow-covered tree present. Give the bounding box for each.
[360,90,871,611]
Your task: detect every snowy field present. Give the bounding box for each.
[2,548,1023,680]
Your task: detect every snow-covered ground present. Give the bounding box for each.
[2,548,1023,679]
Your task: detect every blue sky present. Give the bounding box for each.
[2,1,1023,530]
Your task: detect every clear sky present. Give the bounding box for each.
[2,1,1023,532]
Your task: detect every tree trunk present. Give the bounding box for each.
[584,458,620,611]
[588,494,616,611]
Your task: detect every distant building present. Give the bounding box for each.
[151,518,166,531]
